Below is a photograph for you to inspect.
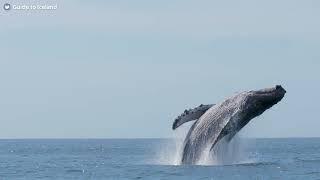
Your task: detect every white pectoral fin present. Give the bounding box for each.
[172,104,214,130]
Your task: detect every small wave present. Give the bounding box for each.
[304,171,320,175]
[65,169,85,173]
[230,161,277,167]
[294,157,320,163]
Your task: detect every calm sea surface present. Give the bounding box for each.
[0,138,320,179]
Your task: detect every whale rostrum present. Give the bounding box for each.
[173,85,286,164]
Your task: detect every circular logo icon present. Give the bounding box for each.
[3,3,11,10]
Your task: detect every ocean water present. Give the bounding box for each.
[0,138,320,179]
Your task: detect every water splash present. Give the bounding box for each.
[154,123,255,166]
[154,122,192,165]
[197,135,254,165]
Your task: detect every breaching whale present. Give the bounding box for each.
[172,85,286,165]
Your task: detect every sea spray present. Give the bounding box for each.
[201,135,245,165]
[154,122,193,165]
[153,123,255,165]
[198,135,257,165]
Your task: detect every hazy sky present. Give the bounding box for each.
[0,0,319,138]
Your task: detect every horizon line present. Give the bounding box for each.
[0,136,320,140]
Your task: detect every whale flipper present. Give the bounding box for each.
[172,104,214,130]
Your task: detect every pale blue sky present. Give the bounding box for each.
[0,0,319,138]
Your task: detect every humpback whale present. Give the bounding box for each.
[173,85,286,165]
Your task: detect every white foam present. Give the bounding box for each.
[196,135,253,165]
[154,122,192,165]
[153,123,256,166]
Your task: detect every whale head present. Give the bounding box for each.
[248,85,286,110]
[221,85,286,140]
[240,85,286,124]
